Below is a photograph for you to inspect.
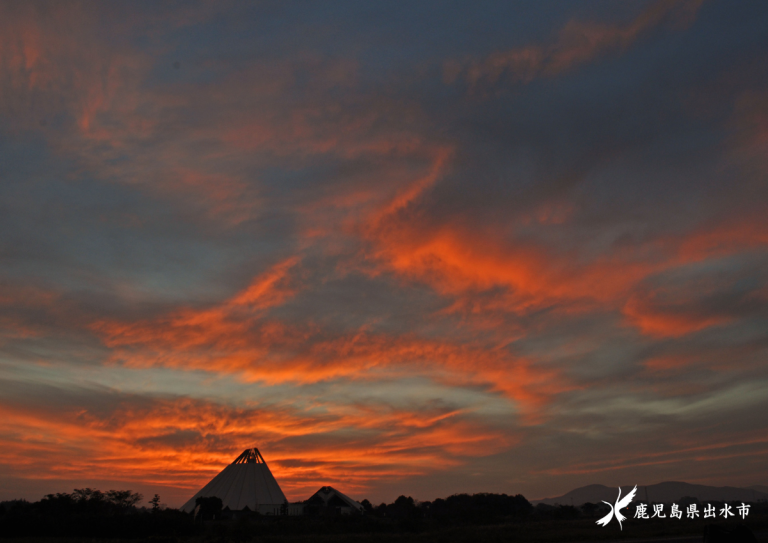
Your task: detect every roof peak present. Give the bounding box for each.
[232,448,267,464]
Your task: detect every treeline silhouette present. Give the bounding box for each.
[359,493,533,524]
[2,488,765,539]
[0,489,540,537]
[0,488,195,538]
[0,490,543,537]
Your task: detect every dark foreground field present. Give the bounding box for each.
[2,513,768,543]
[3,492,767,543]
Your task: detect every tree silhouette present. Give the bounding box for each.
[195,496,223,521]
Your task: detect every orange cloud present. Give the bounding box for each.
[730,89,768,163]
[676,215,768,263]
[538,435,768,477]
[0,284,63,341]
[642,353,700,371]
[93,257,301,352]
[0,386,517,503]
[353,150,657,320]
[363,196,659,319]
[98,324,568,419]
[351,144,768,342]
[0,3,134,137]
[90,256,570,420]
[445,0,704,90]
[0,2,267,231]
[622,291,731,338]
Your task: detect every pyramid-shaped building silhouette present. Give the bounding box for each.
[181,448,288,515]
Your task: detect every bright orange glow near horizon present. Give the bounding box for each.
[1,0,767,508]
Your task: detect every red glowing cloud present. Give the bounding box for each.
[0,385,518,503]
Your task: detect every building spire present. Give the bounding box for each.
[232,448,267,464]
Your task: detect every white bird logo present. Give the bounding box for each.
[596,485,637,530]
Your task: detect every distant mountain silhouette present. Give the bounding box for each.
[747,484,768,495]
[534,482,768,506]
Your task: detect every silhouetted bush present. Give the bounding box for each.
[195,495,223,520]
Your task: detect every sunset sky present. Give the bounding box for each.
[1,0,767,507]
